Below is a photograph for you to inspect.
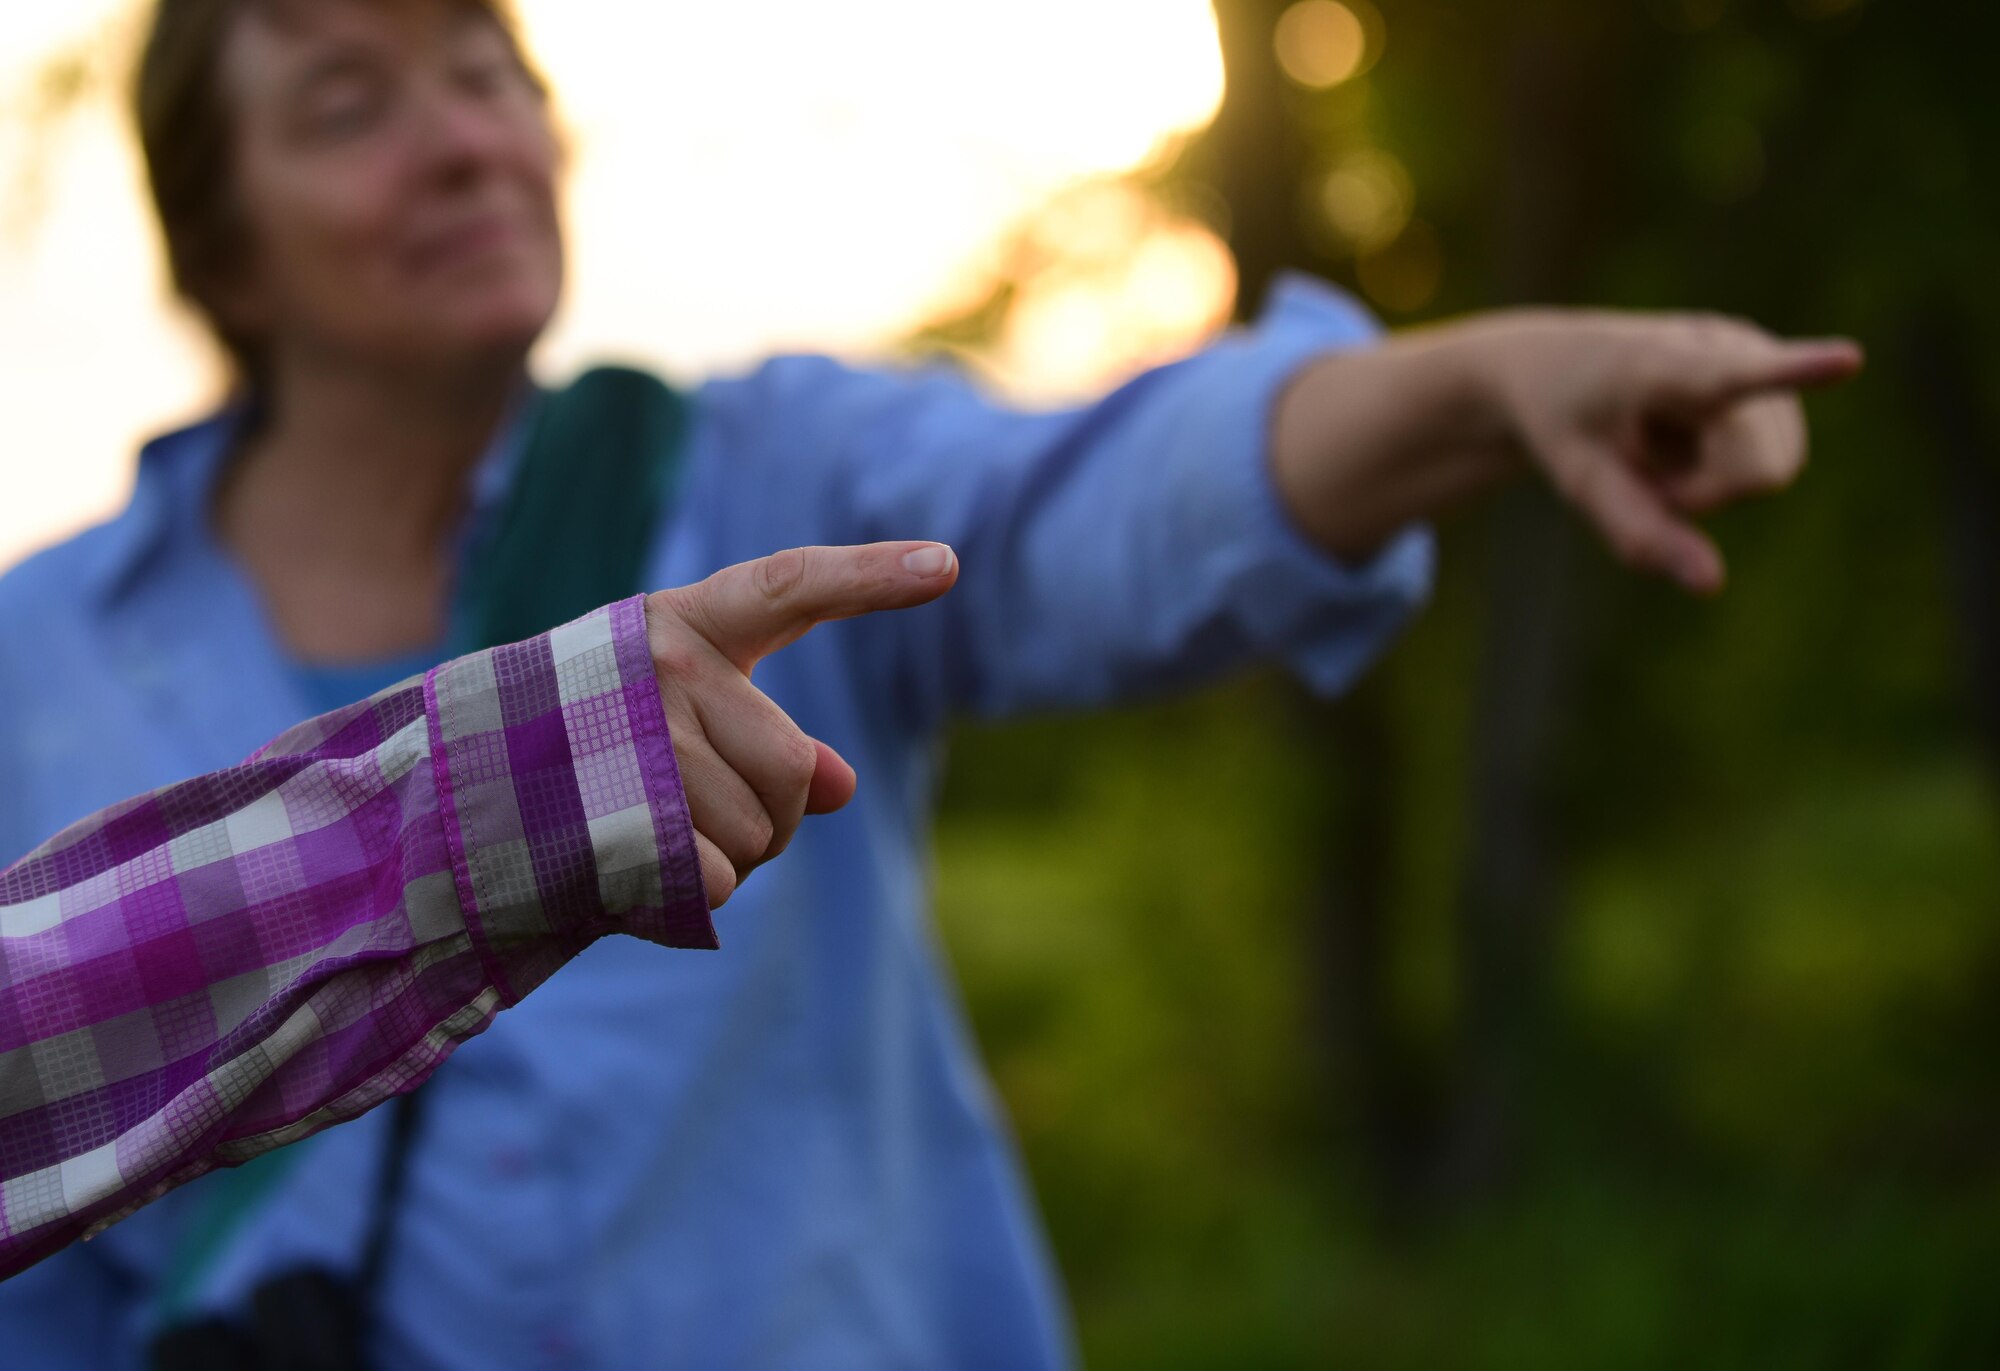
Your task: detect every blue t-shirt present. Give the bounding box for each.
[288,648,443,718]
[0,277,1433,1370]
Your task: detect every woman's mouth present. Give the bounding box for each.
[404,216,526,278]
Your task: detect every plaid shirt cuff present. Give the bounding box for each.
[427,594,717,1006]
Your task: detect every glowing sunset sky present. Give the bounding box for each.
[0,0,1227,564]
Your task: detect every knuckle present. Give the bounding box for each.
[779,730,818,791]
[644,589,689,649]
[712,792,775,869]
[1675,483,1721,516]
[650,631,705,684]
[1688,310,1743,339]
[744,809,777,860]
[703,854,737,909]
[1700,476,1749,509]
[753,547,808,606]
[763,817,797,862]
[1682,313,1764,363]
[649,588,722,668]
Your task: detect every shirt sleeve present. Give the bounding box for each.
[687,273,1436,730]
[0,594,708,1280]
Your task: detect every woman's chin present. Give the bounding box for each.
[401,304,555,371]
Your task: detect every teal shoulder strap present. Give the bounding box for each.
[451,364,692,653]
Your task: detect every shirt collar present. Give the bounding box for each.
[87,408,242,609]
[88,386,540,610]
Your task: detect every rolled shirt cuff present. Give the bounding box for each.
[425,594,715,1007]
[1161,272,1437,697]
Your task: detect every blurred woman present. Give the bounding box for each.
[0,0,1857,1366]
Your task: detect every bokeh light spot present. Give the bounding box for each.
[1274,1,1368,90]
[1316,148,1412,251]
[982,181,1237,402]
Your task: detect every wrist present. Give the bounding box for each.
[1270,325,1527,557]
[1407,316,1535,480]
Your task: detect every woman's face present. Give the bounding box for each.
[218,0,563,378]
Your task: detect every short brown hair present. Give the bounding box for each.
[132,0,531,381]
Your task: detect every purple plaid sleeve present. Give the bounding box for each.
[0,594,711,1280]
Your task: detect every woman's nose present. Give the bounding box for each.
[408,82,524,182]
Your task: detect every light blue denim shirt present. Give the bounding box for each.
[0,276,1433,1370]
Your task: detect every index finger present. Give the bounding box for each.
[674,541,959,672]
[1657,333,1865,416]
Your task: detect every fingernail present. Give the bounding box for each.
[901,544,954,577]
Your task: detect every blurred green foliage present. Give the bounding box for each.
[928,0,2000,1363]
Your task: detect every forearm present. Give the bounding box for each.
[1270,319,1524,560]
[0,595,707,1279]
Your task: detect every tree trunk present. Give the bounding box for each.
[1425,18,1613,1204]
[1191,0,1427,1216]
[1905,310,2000,786]
[1190,0,1317,312]
[1191,0,1626,1216]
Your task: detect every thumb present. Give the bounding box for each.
[675,541,959,672]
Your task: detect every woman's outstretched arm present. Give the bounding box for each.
[692,282,1860,732]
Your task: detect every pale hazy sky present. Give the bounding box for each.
[0,0,1229,565]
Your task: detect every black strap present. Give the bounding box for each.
[356,1090,426,1304]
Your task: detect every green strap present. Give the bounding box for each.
[153,365,689,1327]
[152,1147,302,1326]
[451,365,691,654]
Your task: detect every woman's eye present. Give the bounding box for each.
[452,55,526,100]
[310,102,377,138]
[299,81,388,142]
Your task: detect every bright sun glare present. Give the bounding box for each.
[0,0,1226,566]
